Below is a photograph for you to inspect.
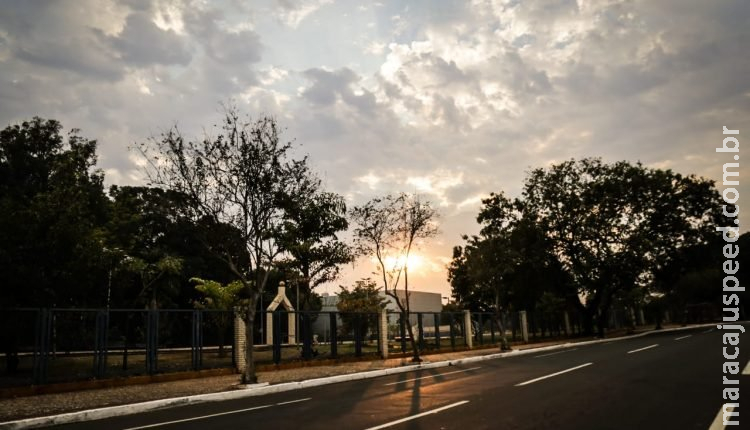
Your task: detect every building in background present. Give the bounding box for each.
[312,290,442,342]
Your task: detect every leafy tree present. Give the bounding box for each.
[448,193,518,350]
[276,183,353,311]
[522,158,721,336]
[351,193,439,362]
[138,107,320,384]
[192,277,246,357]
[336,279,388,339]
[0,117,109,307]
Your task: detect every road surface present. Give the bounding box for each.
[53,325,750,430]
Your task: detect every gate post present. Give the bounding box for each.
[379,309,388,359]
[464,310,473,349]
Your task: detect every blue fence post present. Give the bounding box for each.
[145,310,159,374]
[477,313,484,345]
[329,312,338,358]
[191,310,203,371]
[302,312,313,360]
[354,313,363,357]
[434,313,441,350]
[33,308,51,385]
[272,311,282,365]
[400,313,407,353]
[93,310,109,378]
[449,313,456,351]
[417,313,424,351]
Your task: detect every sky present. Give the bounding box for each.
[1,0,749,299]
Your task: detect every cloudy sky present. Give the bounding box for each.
[1,0,748,298]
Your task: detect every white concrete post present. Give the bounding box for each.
[234,308,246,373]
[464,310,473,349]
[519,311,529,343]
[288,312,296,344]
[380,309,389,359]
[265,312,273,346]
[564,311,571,335]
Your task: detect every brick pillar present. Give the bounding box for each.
[234,308,246,373]
[519,311,529,343]
[380,309,389,359]
[564,311,571,335]
[464,310,473,349]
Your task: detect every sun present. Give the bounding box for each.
[383,254,425,273]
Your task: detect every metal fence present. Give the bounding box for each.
[0,305,704,388]
[0,308,234,388]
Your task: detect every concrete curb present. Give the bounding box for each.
[0,323,717,429]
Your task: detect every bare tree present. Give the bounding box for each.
[351,193,439,362]
[137,107,312,383]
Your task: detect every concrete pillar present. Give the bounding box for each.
[380,309,389,359]
[288,313,296,344]
[464,310,473,349]
[265,312,273,346]
[234,309,246,373]
[638,309,646,326]
[629,308,637,327]
[519,311,529,343]
[564,311,571,336]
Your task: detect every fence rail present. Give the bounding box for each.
[0,304,707,388]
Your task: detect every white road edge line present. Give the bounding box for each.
[535,348,579,358]
[627,344,659,354]
[122,398,312,430]
[709,404,736,430]
[515,363,593,387]
[675,335,692,341]
[363,400,470,430]
[384,367,481,386]
[743,359,750,376]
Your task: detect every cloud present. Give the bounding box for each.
[274,0,333,28]
[105,12,192,66]
[0,0,748,297]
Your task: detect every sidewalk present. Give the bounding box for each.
[0,324,695,423]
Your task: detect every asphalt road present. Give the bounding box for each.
[53,325,750,430]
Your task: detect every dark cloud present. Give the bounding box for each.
[301,67,377,114]
[106,12,192,66]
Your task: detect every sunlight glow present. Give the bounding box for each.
[383,254,424,273]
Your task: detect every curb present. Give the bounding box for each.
[0,323,717,429]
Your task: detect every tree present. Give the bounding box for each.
[448,193,519,350]
[351,193,439,362]
[336,278,388,340]
[0,117,109,307]
[276,183,353,311]
[522,158,721,336]
[192,277,246,357]
[137,107,315,383]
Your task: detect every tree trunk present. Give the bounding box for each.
[404,268,421,362]
[493,313,511,351]
[494,290,510,351]
[596,308,608,338]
